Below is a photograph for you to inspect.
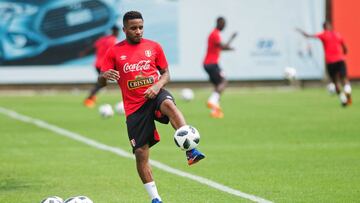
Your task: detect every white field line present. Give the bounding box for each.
[0,107,272,203]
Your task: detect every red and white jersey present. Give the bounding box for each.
[101,39,168,116]
[94,35,118,69]
[316,30,345,64]
[204,28,222,65]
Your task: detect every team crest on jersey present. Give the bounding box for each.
[145,50,152,57]
[130,139,136,147]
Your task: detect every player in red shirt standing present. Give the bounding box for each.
[98,11,205,203]
[297,22,352,106]
[83,26,119,108]
[203,17,237,118]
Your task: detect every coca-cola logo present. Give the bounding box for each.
[123,60,151,73]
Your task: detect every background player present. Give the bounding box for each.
[83,26,119,108]
[98,11,205,203]
[203,16,237,118]
[297,22,352,106]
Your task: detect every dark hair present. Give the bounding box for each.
[217,16,225,24]
[123,11,143,26]
[111,25,119,32]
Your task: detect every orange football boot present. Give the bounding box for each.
[210,108,224,119]
[84,96,96,108]
[207,101,221,111]
[346,94,352,106]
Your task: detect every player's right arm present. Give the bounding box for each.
[79,37,101,57]
[339,34,348,55]
[98,48,120,87]
[296,28,317,38]
[98,70,120,87]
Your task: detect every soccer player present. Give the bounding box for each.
[98,11,205,203]
[83,26,119,108]
[203,16,237,118]
[297,22,352,106]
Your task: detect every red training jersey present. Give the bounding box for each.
[94,35,118,68]
[204,28,222,65]
[101,39,168,116]
[316,30,345,64]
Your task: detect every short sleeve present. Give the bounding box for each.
[101,47,115,72]
[336,32,344,43]
[213,32,221,45]
[315,32,324,40]
[155,43,168,70]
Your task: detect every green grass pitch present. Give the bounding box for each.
[1,86,360,203]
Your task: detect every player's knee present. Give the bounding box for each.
[161,99,177,113]
[134,147,147,160]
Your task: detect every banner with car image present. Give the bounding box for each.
[0,0,325,84]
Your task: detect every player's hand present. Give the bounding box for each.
[103,69,120,81]
[144,84,160,99]
[231,32,238,40]
[295,28,304,34]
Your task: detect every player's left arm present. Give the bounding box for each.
[342,43,348,55]
[144,67,169,99]
[157,68,170,88]
[340,37,348,55]
[221,32,237,51]
[144,43,169,99]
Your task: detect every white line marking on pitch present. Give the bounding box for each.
[0,107,272,203]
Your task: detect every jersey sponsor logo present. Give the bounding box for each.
[145,50,152,57]
[123,60,151,73]
[127,75,155,90]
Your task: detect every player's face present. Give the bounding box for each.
[217,20,226,31]
[324,22,332,30]
[123,19,144,44]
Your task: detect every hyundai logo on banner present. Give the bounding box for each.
[257,39,274,49]
[251,38,281,57]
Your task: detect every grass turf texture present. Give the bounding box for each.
[0,86,359,203]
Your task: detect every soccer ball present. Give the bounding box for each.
[180,88,194,101]
[40,196,63,203]
[283,67,297,80]
[114,101,125,115]
[174,125,200,151]
[64,196,93,203]
[99,104,114,118]
[327,83,336,95]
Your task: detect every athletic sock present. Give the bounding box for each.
[344,84,352,95]
[144,181,161,201]
[89,83,102,98]
[208,92,220,106]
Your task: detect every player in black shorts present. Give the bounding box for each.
[203,17,237,118]
[297,22,352,106]
[98,11,205,203]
